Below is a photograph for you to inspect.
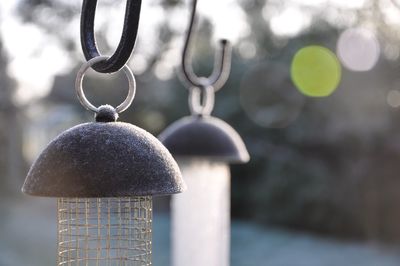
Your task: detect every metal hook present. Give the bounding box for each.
[181,0,232,91]
[80,0,142,73]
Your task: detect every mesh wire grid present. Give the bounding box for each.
[57,197,152,266]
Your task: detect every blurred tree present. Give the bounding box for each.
[0,40,25,196]
[13,0,400,244]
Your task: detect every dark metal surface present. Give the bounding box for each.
[80,0,142,73]
[181,0,232,91]
[159,116,249,164]
[95,105,119,122]
[22,122,185,197]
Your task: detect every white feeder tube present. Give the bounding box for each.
[172,159,230,266]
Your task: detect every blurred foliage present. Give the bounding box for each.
[3,0,400,244]
[0,40,25,197]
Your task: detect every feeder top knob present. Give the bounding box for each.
[95,105,119,123]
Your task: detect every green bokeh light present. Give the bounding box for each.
[291,45,342,97]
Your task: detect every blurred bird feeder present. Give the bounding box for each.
[159,1,249,266]
[22,1,185,265]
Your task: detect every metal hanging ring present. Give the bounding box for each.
[189,85,215,116]
[81,0,142,73]
[75,56,136,114]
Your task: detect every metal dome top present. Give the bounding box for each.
[159,115,250,164]
[22,121,186,198]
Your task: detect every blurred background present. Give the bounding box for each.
[3,0,400,265]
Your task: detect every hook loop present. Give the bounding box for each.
[189,85,215,116]
[81,0,142,73]
[181,0,232,92]
[75,56,136,114]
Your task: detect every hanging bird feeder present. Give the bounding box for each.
[159,1,249,266]
[23,56,185,266]
[159,110,248,266]
[22,1,185,265]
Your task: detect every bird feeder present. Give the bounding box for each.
[159,113,249,266]
[159,0,250,264]
[160,49,249,266]
[22,57,185,265]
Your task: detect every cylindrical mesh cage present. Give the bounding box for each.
[57,197,152,266]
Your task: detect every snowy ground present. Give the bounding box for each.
[1,198,400,266]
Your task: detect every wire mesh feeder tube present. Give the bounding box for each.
[57,197,152,266]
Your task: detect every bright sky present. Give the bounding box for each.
[0,1,73,104]
[0,0,393,105]
[0,0,250,104]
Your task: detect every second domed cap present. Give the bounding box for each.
[159,116,249,164]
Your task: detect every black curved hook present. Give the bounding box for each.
[81,0,142,73]
[181,0,232,91]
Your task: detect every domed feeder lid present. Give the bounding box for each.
[22,121,185,198]
[159,115,249,164]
